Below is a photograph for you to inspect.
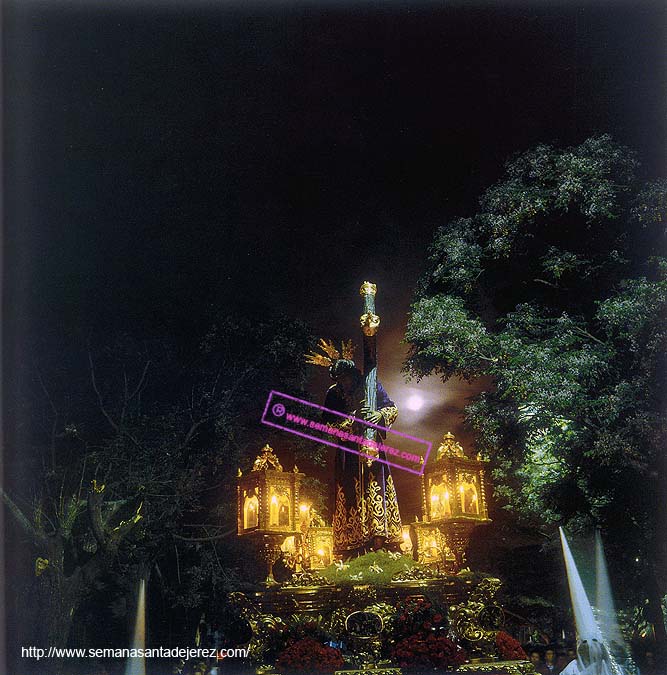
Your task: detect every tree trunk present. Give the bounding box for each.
[646,568,667,651]
[37,543,84,675]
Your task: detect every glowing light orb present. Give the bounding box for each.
[406,394,424,411]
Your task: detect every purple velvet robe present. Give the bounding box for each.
[322,379,402,558]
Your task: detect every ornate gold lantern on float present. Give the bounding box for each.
[419,432,491,572]
[296,504,333,570]
[237,444,304,584]
[409,521,457,571]
[305,524,334,570]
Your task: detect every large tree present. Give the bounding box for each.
[405,136,667,646]
[3,314,313,672]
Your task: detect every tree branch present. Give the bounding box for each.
[87,485,107,550]
[173,527,236,542]
[178,416,211,452]
[1,487,50,548]
[35,366,59,470]
[533,278,561,289]
[128,361,151,401]
[572,326,606,346]
[108,503,143,545]
[88,351,146,452]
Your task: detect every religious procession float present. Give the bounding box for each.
[210,283,537,675]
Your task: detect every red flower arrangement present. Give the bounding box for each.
[391,633,467,670]
[495,631,527,661]
[275,637,345,674]
[394,596,447,638]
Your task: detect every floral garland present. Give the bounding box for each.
[495,630,528,661]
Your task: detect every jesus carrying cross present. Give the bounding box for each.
[305,282,403,560]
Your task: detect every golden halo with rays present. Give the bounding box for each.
[304,338,356,368]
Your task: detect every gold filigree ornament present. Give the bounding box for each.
[333,479,366,551]
[436,431,466,460]
[304,338,356,368]
[284,570,333,587]
[366,472,387,536]
[379,406,398,427]
[383,474,403,542]
[251,444,283,472]
[362,443,380,467]
[345,609,384,667]
[359,281,378,297]
[391,565,435,582]
[360,312,380,337]
[458,661,536,674]
[226,592,288,670]
[449,577,505,659]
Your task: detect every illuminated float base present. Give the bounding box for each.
[457,662,536,674]
[247,574,477,616]
[334,668,402,675]
[223,562,535,675]
[331,667,534,675]
[230,442,534,675]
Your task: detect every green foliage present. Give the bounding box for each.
[16,312,315,645]
[319,551,422,586]
[406,136,667,610]
[299,476,330,519]
[406,295,494,380]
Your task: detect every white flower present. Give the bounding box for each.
[350,572,364,581]
[369,564,383,574]
[388,551,402,560]
[334,560,350,571]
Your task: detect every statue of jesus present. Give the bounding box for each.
[305,283,402,559]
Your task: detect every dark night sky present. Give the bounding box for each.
[3,1,666,515]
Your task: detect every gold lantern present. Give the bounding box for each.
[299,506,333,570]
[305,525,334,569]
[420,432,490,572]
[400,525,413,555]
[237,444,304,583]
[409,521,457,571]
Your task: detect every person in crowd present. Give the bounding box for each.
[530,649,548,674]
[544,646,562,674]
[556,648,571,673]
